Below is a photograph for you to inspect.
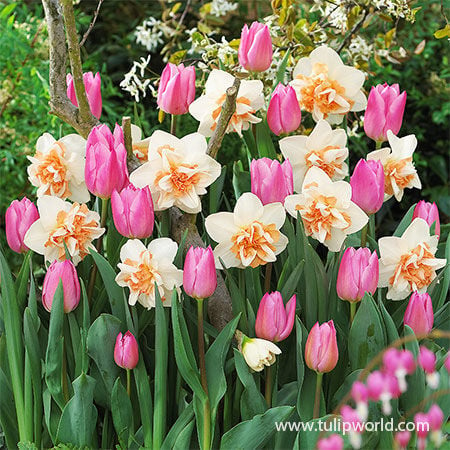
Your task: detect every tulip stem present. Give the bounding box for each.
[350,302,357,325]
[126,369,131,398]
[264,262,272,293]
[170,114,177,136]
[197,298,208,395]
[313,372,323,419]
[360,223,368,248]
[265,365,273,408]
[62,344,70,403]
[375,140,383,150]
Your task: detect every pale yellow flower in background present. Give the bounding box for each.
[367,130,421,202]
[115,238,183,309]
[290,45,367,123]
[284,167,368,252]
[280,119,348,192]
[189,69,264,137]
[130,130,221,213]
[27,133,89,202]
[378,218,446,300]
[205,192,288,269]
[24,196,104,265]
[238,332,281,372]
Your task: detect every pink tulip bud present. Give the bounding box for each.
[114,331,139,370]
[42,260,80,313]
[350,159,385,214]
[305,320,338,373]
[238,22,273,72]
[183,246,217,299]
[250,158,293,205]
[395,430,411,449]
[317,434,343,450]
[66,72,102,119]
[418,346,436,374]
[413,200,440,238]
[85,124,129,198]
[267,84,301,135]
[336,247,379,303]
[404,292,434,336]
[364,83,406,142]
[157,63,196,115]
[111,185,154,239]
[382,348,415,392]
[255,292,296,342]
[5,197,39,253]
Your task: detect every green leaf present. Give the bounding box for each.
[331,369,362,410]
[298,415,336,449]
[45,282,65,409]
[232,161,250,200]
[280,260,304,301]
[377,297,399,344]
[393,204,416,237]
[255,121,277,158]
[242,129,257,158]
[0,368,19,449]
[209,166,227,214]
[348,294,386,370]
[275,50,290,85]
[220,406,294,449]
[89,249,126,324]
[56,373,98,447]
[295,318,305,416]
[161,403,194,450]
[0,3,17,18]
[436,231,450,309]
[111,377,134,449]
[87,314,121,404]
[134,359,153,449]
[15,251,32,310]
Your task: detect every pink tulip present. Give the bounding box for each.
[267,84,301,135]
[364,83,406,142]
[85,124,129,198]
[404,292,434,336]
[336,247,379,303]
[157,63,196,115]
[183,246,217,299]
[111,185,154,239]
[5,197,39,253]
[255,292,296,342]
[413,200,440,238]
[66,72,102,119]
[238,22,272,72]
[250,158,293,205]
[350,159,385,214]
[394,430,411,449]
[305,320,338,373]
[42,260,80,313]
[114,331,139,370]
[317,434,343,450]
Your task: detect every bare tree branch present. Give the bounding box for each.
[79,0,104,47]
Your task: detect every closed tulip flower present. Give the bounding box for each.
[238,22,272,72]
[157,63,196,115]
[42,260,80,313]
[250,158,293,205]
[404,292,434,336]
[336,247,379,303]
[5,197,39,253]
[350,159,385,215]
[183,246,217,299]
[305,320,338,373]
[364,83,407,142]
[111,185,154,239]
[85,124,129,198]
[255,292,296,342]
[114,331,139,370]
[267,84,301,135]
[66,72,102,119]
[413,200,440,238]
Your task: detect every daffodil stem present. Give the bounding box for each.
[313,372,323,419]
[350,302,357,325]
[170,114,177,136]
[264,262,272,293]
[265,365,273,408]
[126,369,131,398]
[360,223,368,248]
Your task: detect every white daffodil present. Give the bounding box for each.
[129,124,152,162]
[237,331,281,372]
[27,132,89,202]
[284,167,368,252]
[205,192,288,269]
[115,238,183,309]
[130,130,221,213]
[189,69,264,137]
[378,218,446,300]
[23,196,104,265]
[367,130,421,202]
[280,120,348,192]
[290,45,367,124]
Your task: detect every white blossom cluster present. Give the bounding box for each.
[372,0,415,21]
[323,3,349,32]
[210,0,238,17]
[346,36,373,63]
[120,56,156,102]
[135,18,170,52]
